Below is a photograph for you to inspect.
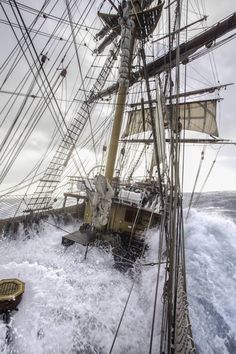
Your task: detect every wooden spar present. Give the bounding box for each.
[127,83,233,107]
[166,83,234,99]
[121,138,235,144]
[167,138,236,145]
[152,15,207,43]
[105,84,128,181]
[105,1,140,182]
[135,12,236,78]
[90,12,236,101]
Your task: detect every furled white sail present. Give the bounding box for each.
[122,99,218,137]
[86,175,114,228]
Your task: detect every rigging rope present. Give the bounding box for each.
[186,146,206,218]
[0,0,98,191]
[192,146,222,207]
[66,0,98,164]
[108,279,136,354]
[149,201,167,353]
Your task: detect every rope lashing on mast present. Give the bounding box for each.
[118,1,135,86]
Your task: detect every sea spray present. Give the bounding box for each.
[185,209,236,354]
[0,219,163,353]
[1,203,235,353]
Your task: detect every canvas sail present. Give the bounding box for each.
[172,99,218,136]
[122,99,218,137]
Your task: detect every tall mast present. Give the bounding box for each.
[91,12,236,102]
[105,0,140,182]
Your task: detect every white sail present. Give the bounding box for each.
[171,99,218,136]
[122,99,218,137]
[122,108,152,138]
[86,175,114,229]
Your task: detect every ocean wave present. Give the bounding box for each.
[185,209,236,354]
[0,220,164,353]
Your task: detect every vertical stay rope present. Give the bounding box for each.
[160,0,195,352]
[25,42,119,212]
[108,279,136,354]
[192,146,222,207]
[186,146,206,218]
[1,0,119,212]
[0,0,98,185]
[1,2,67,137]
[0,0,51,78]
[140,46,164,207]
[149,200,168,354]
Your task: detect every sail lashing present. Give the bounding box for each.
[85,174,114,229]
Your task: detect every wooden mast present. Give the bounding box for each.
[104,83,129,182]
[105,0,141,182]
[90,12,236,103]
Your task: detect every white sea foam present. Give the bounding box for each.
[1,207,235,353]
[0,220,164,353]
[185,209,236,354]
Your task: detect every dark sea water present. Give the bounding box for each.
[0,191,235,353]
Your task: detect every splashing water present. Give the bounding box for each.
[185,208,236,354]
[0,219,164,353]
[0,192,236,353]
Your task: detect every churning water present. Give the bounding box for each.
[185,191,236,354]
[0,219,164,354]
[0,191,235,353]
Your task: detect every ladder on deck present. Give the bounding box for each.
[25,46,119,213]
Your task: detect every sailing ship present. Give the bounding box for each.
[0,0,236,352]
